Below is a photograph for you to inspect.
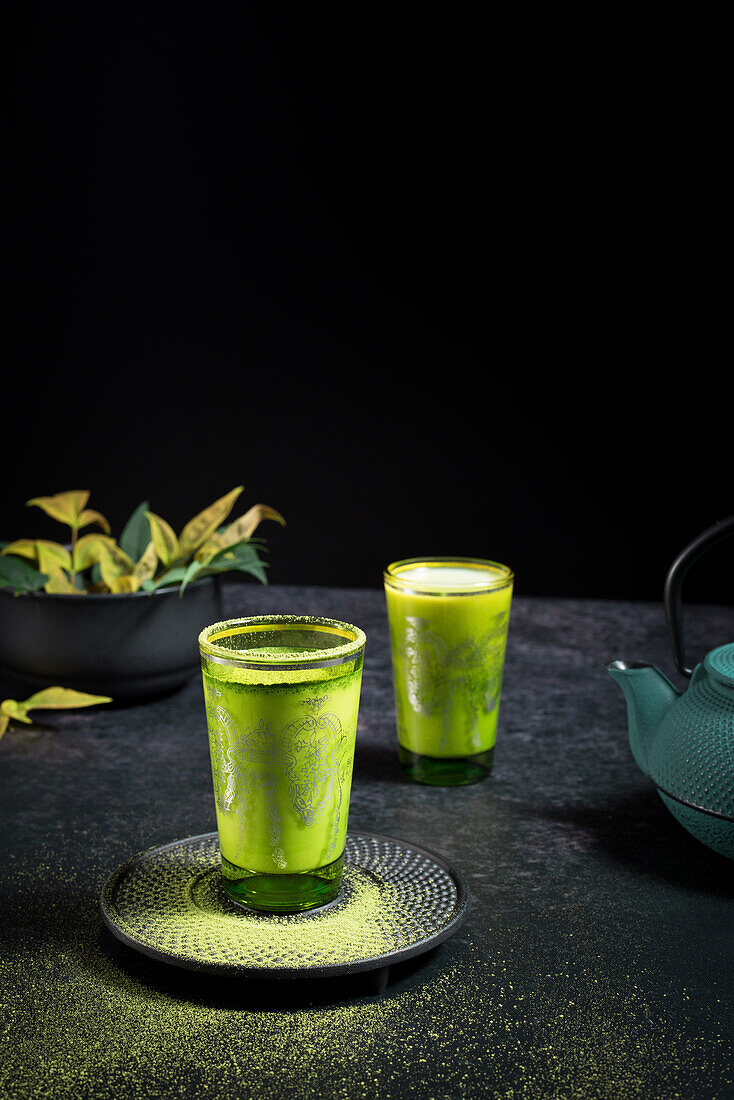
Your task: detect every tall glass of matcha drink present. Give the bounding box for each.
[384,557,513,786]
[199,614,366,912]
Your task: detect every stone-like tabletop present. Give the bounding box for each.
[2,582,733,1098]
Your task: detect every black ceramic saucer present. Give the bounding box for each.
[100,830,470,982]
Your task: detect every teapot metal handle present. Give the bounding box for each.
[663,515,734,678]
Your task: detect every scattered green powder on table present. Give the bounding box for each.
[1,850,732,1099]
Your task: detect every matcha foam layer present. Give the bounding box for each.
[396,565,507,588]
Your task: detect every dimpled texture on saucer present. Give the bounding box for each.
[101,832,466,974]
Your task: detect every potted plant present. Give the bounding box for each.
[0,487,285,702]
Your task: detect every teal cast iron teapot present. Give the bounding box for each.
[606,516,734,860]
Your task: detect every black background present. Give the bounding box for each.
[5,4,730,603]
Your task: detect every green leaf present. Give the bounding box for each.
[16,687,112,711]
[0,699,33,723]
[147,540,270,595]
[1,687,111,737]
[0,555,49,594]
[119,501,151,561]
[196,540,269,587]
[177,558,204,597]
[147,566,189,590]
[226,559,268,586]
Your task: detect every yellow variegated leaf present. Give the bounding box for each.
[72,534,117,573]
[0,687,112,733]
[36,541,73,573]
[21,687,112,709]
[97,543,136,589]
[1,698,33,723]
[109,575,142,594]
[77,508,111,534]
[108,543,135,571]
[133,540,158,581]
[177,486,244,558]
[43,566,79,594]
[220,504,286,547]
[27,491,90,528]
[194,532,227,562]
[146,512,179,568]
[1,539,40,562]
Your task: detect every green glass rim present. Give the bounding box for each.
[383,556,513,596]
[198,613,366,671]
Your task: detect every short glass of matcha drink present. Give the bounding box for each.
[384,557,513,786]
[199,614,366,912]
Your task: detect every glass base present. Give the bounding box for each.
[221,852,344,913]
[398,745,494,786]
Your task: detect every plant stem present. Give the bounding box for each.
[69,524,78,589]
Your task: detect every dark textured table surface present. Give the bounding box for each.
[2,582,734,1099]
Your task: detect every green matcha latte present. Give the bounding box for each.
[384,557,513,786]
[199,615,366,912]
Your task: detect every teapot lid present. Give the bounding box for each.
[703,643,734,688]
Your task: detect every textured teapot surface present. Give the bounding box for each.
[647,643,734,819]
[609,516,734,859]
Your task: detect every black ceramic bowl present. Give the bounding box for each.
[0,577,222,703]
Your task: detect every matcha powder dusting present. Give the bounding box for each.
[2,854,731,1099]
[100,832,465,973]
[114,864,397,971]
